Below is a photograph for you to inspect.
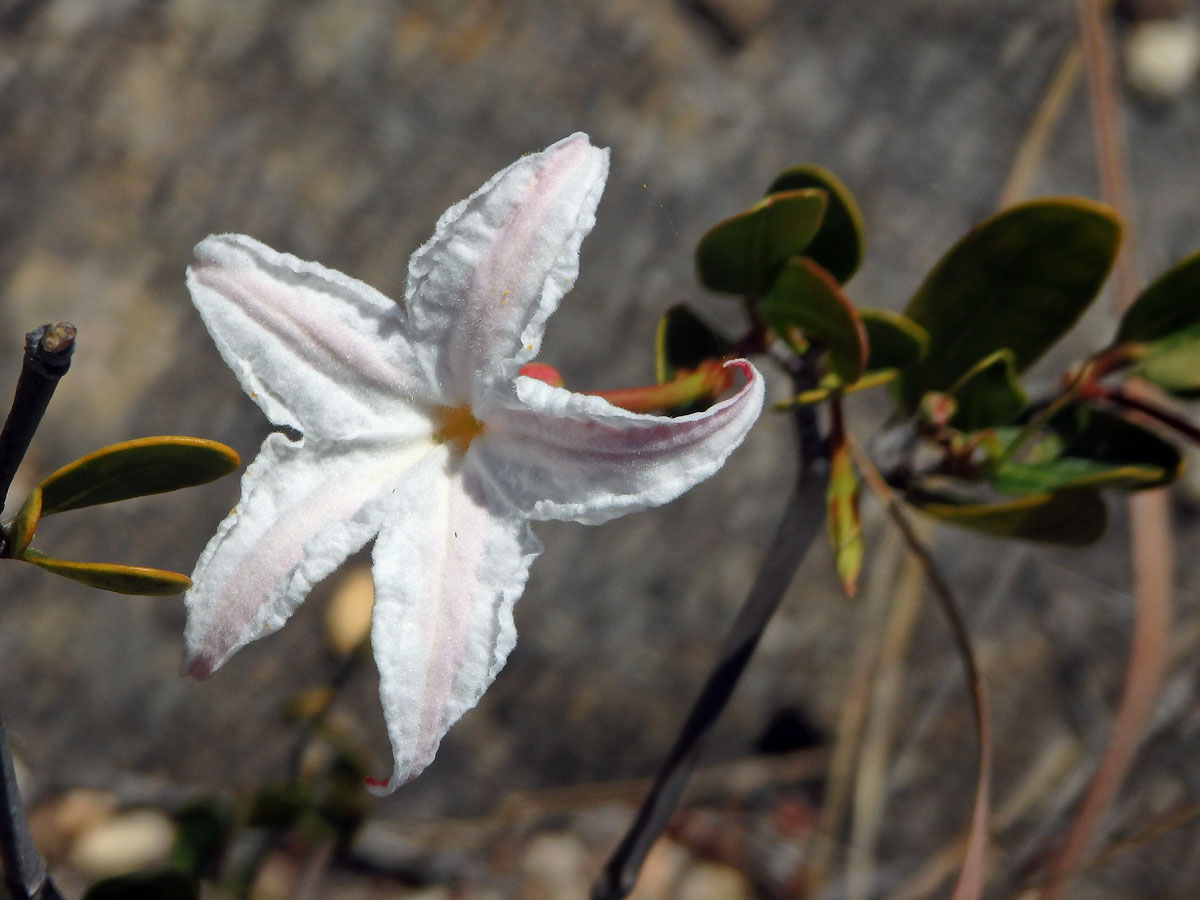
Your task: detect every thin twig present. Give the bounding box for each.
[1090,383,1200,445]
[803,527,907,896]
[0,324,72,900]
[852,441,993,900]
[592,463,828,899]
[592,355,829,900]
[0,323,75,538]
[0,710,54,900]
[1039,3,1174,896]
[844,538,925,900]
[996,43,1083,209]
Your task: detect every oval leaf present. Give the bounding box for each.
[654,304,732,385]
[759,257,868,382]
[39,436,240,516]
[1132,321,1200,394]
[21,548,192,595]
[948,349,1028,431]
[908,487,1107,545]
[767,164,865,282]
[1115,247,1200,343]
[860,308,929,371]
[898,198,1121,409]
[1051,404,1182,487]
[992,457,1164,495]
[9,486,42,558]
[696,189,827,295]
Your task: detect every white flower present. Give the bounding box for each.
[183,134,764,793]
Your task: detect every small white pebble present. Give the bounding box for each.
[677,861,754,900]
[68,809,176,879]
[1124,20,1200,100]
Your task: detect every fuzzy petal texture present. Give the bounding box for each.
[475,360,765,524]
[403,133,610,407]
[189,234,434,439]
[184,434,436,677]
[368,451,542,792]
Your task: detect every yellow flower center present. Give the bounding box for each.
[433,406,485,450]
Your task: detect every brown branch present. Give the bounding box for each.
[1039,3,1174,897]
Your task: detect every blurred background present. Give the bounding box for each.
[2,0,1200,897]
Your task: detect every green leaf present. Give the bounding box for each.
[1133,321,1200,394]
[947,349,1028,431]
[21,549,192,595]
[826,435,862,597]
[766,164,865,282]
[696,189,827,295]
[1051,404,1182,488]
[9,486,42,558]
[39,436,240,515]
[759,257,868,382]
[654,304,732,384]
[898,198,1121,409]
[992,457,1164,495]
[1115,247,1200,343]
[859,308,929,371]
[908,486,1106,545]
[777,370,898,408]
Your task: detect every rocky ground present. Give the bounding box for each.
[2,0,1200,897]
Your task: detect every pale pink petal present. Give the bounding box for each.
[183,433,436,678]
[188,234,435,439]
[474,360,765,525]
[403,133,609,407]
[367,453,541,794]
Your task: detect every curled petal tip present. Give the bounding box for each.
[364,775,394,796]
[182,653,216,680]
[723,358,758,383]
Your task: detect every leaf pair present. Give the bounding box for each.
[5,436,238,594]
[693,167,887,387]
[889,199,1193,543]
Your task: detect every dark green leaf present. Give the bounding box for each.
[907,486,1106,545]
[654,304,732,384]
[1133,321,1200,394]
[1051,404,1182,487]
[947,349,1028,431]
[898,198,1121,409]
[1115,247,1200,343]
[766,164,865,282]
[39,436,240,515]
[696,189,827,295]
[991,457,1164,495]
[21,549,192,595]
[759,257,868,382]
[859,308,929,371]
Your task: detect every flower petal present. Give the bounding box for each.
[475,360,765,525]
[188,234,435,439]
[183,433,435,678]
[403,133,609,407]
[367,453,542,794]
